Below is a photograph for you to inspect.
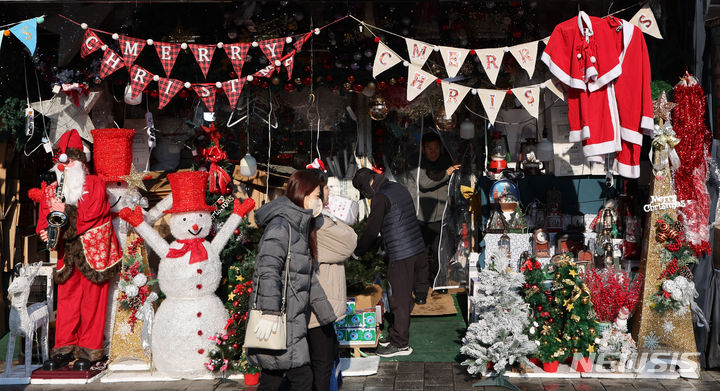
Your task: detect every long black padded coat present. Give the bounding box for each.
[246,196,336,370]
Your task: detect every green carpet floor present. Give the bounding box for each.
[381,294,468,362]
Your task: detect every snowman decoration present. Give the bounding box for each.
[120,171,255,377]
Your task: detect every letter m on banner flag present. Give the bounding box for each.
[118,35,146,65]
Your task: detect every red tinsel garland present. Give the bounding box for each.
[583,268,644,322]
[671,75,712,256]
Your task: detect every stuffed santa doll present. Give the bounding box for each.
[30,129,122,371]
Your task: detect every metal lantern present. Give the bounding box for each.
[499,232,512,259]
[434,107,457,131]
[368,95,389,121]
[239,153,258,177]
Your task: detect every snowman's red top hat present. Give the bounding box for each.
[164,171,216,213]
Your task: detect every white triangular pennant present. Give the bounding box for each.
[542,36,550,45]
[407,64,436,101]
[405,38,433,67]
[373,42,402,78]
[544,78,566,101]
[476,89,505,125]
[438,46,469,78]
[630,4,663,39]
[441,82,471,119]
[509,41,539,78]
[511,86,541,119]
[475,48,505,85]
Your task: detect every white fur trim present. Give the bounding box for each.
[569,130,583,143]
[541,51,586,90]
[641,116,654,135]
[581,125,591,140]
[583,139,617,157]
[615,160,640,179]
[621,127,644,145]
[588,62,622,92]
[584,66,598,84]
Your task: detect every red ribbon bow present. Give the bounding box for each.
[200,145,231,195]
[166,238,208,264]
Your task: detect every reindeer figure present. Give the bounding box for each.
[4,263,49,378]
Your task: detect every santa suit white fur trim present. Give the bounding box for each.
[541,51,587,91]
[615,160,640,179]
[569,129,583,143]
[641,116,654,135]
[587,62,622,92]
[621,127,644,145]
[583,139,617,157]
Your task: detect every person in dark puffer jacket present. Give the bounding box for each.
[247,171,336,390]
[352,168,426,358]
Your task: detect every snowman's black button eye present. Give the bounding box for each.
[199,214,203,217]
[183,217,186,221]
[117,182,122,186]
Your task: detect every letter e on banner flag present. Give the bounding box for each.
[439,46,469,78]
[154,42,181,76]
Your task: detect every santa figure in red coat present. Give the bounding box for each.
[30,129,122,371]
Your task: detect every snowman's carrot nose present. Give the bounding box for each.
[192,224,199,231]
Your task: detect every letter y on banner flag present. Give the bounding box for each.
[508,41,539,78]
[441,82,471,119]
[222,78,246,109]
[475,48,505,84]
[154,42,181,76]
[80,30,103,58]
[439,46,469,78]
[158,78,183,110]
[118,35,146,65]
[223,42,250,76]
[372,42,401,78]
[128,65,154,100]
[407,64,435,101]
[9,19,37,55]
[189,44,217,78]
[630,4,663,39]
[192,83,217,112]
[476,88,505,125]
[511,86,541,118]
[405,38,432,67]
[259,38,285,67]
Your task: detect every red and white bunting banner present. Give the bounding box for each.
[283,52,296,80]
[222,78,246,109]
[441,82,472,119]
[475,88,505,125]
[293,32,312,52]
[192,83,217,112]
[511,86,541,119]
[128,65,154,100]
[508,41,539,79]
[158,78,183,110]
[223,42,250,76]
[406,64,436,101]
[544,78,566,101]
[438,46,469,78]
[98,48,125,79]
[372,42,402,78]
[630,4,662,39]
[405,38,432,67]
[80,30,103,58]
[188,44,217,78]
[118,35,146,65]
[258,38,285,67]
[154,41,181,76]
[475,48,505,85]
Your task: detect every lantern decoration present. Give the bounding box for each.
[459,118,475,140]
[520,138,540,175]
[239,153,257,177]
[488,130,508,174]
[499,231,512,259]
[434,106,457,131]
[368,95,389,121]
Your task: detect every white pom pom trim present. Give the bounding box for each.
[181,43,188,50]
[101,45,108,51]
[112,33,119,40]
[433,45,440,52]
[402,61,409,67]
[285,37,292,44]
[314,28,320,35]
[184,82,191,89]
[217,42,224,48]
[471,89,477,95]
[251,41,259,47]
[274,60,282,66]
[80,23,88,30]
[59,153,68,163]
[215,82,222,88]
[146,39,154,46]
[246,75,254,82]
[153,75,160,82]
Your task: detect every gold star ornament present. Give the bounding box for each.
[653,91,677,122]
[121,164,147,191]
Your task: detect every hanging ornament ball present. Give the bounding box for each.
[572,348,579,354]
[178,89,189,98]
[150,90,158,98]
[234,229,240,235]
[271,76,281,86]
[36,16,44,24]
[434,107,457,131]
[80,23,88,30]
[181,42,188,50]
[261,81,269,89]
[343,82,352,91]
[366,81,376,90]
[347,75,356,83]
[549,318,554,323]
[572,336,579,342]
[561,289,568,296]
[353,83,364,93]
[246,75,254,82]
[536,305,543,312]
[554,273,562,280]
[284,83,295,92]
[294,77,303,85]
[252,41,259,47]
[368,95,389,121]
[589,327,596,335]
[389,78,397,86]
[377,81,387,90]
[215,81,223,88]
[581,296,589,305]
[146,39,153,46]
[397,76,406,84]
[232,343,240,350]
[303,77,312,86]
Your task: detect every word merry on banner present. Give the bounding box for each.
[0,16,43,55]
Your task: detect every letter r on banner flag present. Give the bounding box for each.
[441,82,472,119]
[223,42,250,76]
[128,65,154,100]
[509,41,539,79]
[475,48,505,85]
[189,44,217,78]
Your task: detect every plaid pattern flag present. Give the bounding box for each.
[158,78,183,109]
[80,30,103,58]
[259,38,285,67]
[154,41,181,76]
[293,32,312,53]
[128,65,154,100]
[221,78,246,110]
[223,42,250,76]
[283,52,296,80]
[191,83,217,112]
[188,44,217,78]
[98,48,125,79]
[118,35,146,65]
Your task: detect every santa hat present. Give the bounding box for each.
[91,128,136,182]
[56,129,86,163]
[164,171,216,214]
[306,158,326,171]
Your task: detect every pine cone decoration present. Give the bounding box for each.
[678,266,694,281]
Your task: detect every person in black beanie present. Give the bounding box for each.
[351,168,426,357]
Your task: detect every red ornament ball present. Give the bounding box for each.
[396,76,406,84]
[261,81,269,89]
[150,90,159,98]
[302,77,312,85]
[285,83,295,92]
[377,81,387,90]
[178,89,189,99]
[325,75,334,83]
[536,305,543,312]
[353,83,364,92]
[234,229,240,235]
[347,75,356,83]
[374,37,380,43]
[229,71,237,78]
[304,65,311,72]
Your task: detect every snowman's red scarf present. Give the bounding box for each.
[166,238,208,263]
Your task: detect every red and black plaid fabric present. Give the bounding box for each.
[221,78,246,110]
[158,78,183,110]
[223,42,250,76]
[80,30,103,58]
[283,52,296,80]
[191,83,217,112]
[188,44,217,78]
[293,32,312,53]
[98,49,125,79]
[154,41,181,77]
[118,35,146,65]
[128,65,154,100]
[258,38,285,67]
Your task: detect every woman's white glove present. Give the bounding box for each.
[254,314,280,340]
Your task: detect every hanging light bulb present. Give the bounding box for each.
[240,153,257,177]
[434,106,457,131]
[460,118,475,139]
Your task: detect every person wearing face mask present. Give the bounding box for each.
[306,169,357,391]
[247,171,336,391]
[351,168,426,357]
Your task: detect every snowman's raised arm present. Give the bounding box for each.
[211,198,255,253]
[120,206,171,256]
[145,194,173,225]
